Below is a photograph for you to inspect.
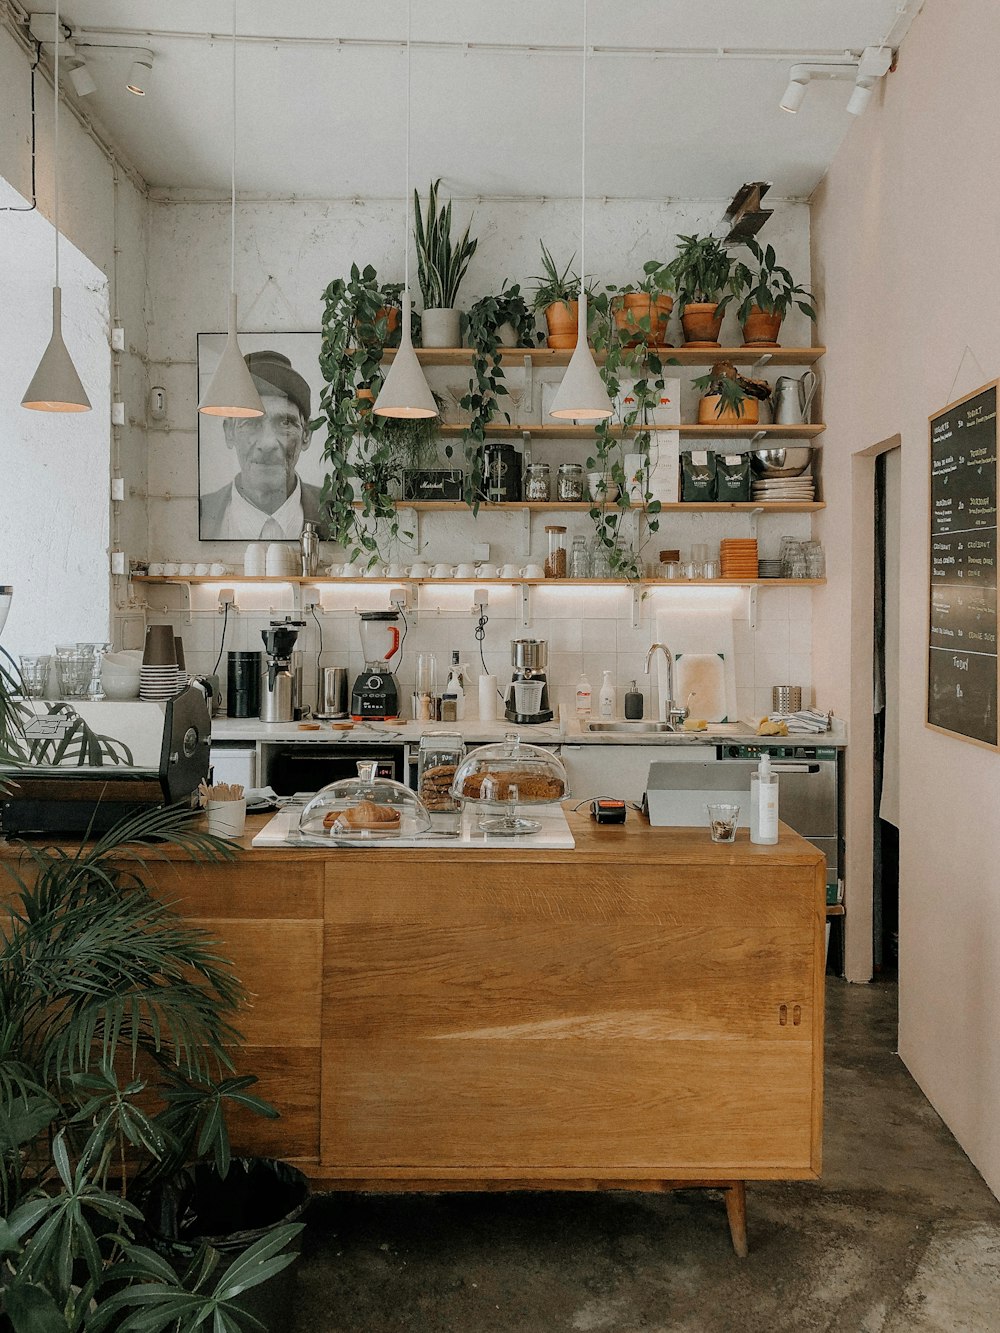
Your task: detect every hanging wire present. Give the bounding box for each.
[474,605,490,675]
[230,0,237,299]
[310,604,324,683]
[395,603,409,673]
[53,0,60,287]
[212,601,230,677]
[0,43,41,213]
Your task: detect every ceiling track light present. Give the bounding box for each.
[779,46,892,117]
[126,49,154,95]
[22,0,90,413]
[67,52,96,97]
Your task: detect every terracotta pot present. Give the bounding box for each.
[544,299,578,349]
[697,394,759,426]
[375,306,400,338]
[681,302,724,347]
[613,293,673,347]
[355,388,375,414]
[741,305,782,347]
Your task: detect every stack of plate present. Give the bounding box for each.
[751,476,816,502]
[758,559,783,578]
[140,665,182,701]
[720,538,759,579]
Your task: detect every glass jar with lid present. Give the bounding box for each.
[524,461,550,502]
[450,732,569,835]
[297,760,432,844]
[544,525,568,578]
[557,462,584,502]
[417,732,466,828]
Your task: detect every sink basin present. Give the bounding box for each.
[586,720,678,734]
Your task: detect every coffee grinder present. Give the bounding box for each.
[504,638,553,724]
[260,619,304,723]
[351,611,402,720]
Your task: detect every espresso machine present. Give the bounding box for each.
[351,611,402,721]
[504,638,553,724]
[260,619,304,723]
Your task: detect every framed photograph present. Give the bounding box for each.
[197,331,329,542]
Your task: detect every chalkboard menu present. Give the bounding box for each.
[928,382,998,747]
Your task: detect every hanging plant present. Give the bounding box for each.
[318,263,437,565]
[586,291,673,581]
[453,284,539,509]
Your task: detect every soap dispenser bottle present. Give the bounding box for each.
[598,670,615,720]
[750,751,779,845]
[446,650,466,721]
[575,672,593,718]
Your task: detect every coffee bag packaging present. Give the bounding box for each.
[681,450,717,502]
[716,453,751,502]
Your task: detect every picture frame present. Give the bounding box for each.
[196,331,327,542]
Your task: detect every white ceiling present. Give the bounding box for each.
[52,0,924,200]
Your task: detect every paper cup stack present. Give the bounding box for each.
[140,625,181,700]
[719,538,759,579]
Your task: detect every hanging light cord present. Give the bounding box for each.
[212,600,230,678]
[230,0,237,300]
[0,43,40,213]
[53,0,60,287]
[579,0,587,298]
[404,0,411,300]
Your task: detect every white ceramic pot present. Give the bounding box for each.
[421,308,462,348]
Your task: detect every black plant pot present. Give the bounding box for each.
[142,1158,310,1330]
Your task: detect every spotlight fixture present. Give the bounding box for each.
[67,56,96,97]
[778,47,892,117]
[126,50,153,95]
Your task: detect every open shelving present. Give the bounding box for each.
[133,575,825,589]
[379,345,826,368]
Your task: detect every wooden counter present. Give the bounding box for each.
[0,809,826,1255]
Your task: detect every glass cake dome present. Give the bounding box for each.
[450,732,568,835]
[297,760,432,844]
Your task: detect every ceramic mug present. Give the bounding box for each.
[178,563,195,576]
[499,563,522,579]
[363,564,385,577]
[162,563,179,576]
[341,563,361,578]
[386,563,408,578]
[431,563,453,578]
[409,562,430,578]
[209,563,227,576]
[522,563,545,579]
[478,563,499,578]
[147,562,164,576]
[326,564,342,578]
[454,563,476,578]
[194,563,210,576]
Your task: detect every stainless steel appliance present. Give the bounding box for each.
[0,688,211,835]
[227,650,261,717]
[351,612,401,721]
[316,666,349,719]
[260,620,304,723]
[262,743,403,797]
[504,638,553,725]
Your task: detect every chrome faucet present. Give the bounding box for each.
[645,643,686,728]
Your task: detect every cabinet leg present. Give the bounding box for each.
[724,1180,748,1258]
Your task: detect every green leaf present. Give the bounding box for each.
[3,1281,68,1333]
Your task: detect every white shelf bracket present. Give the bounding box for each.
[520,505,532,559]
[747,585,758,631]
[751,353,773,373]
[749,505,764,540]
[632,586,642,629]
[522,355,533,420]
[519,583,531,629]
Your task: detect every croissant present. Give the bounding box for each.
[324,800,401,831]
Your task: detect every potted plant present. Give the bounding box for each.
[693,360,772,425]
[608,259,674,348]
[413,178,478,348]
[732,239,817,347]
[530,243,581,349]
[665,233,736,347]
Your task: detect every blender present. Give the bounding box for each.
[351,611,402,720]
[504,638,553,724]
[260,619,304,723]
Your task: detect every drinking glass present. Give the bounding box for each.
[707,803,741,843]
[18,655,51,697]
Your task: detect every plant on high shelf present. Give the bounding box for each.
[413,178,478,348]
[319,263,441,565]
[731,239,817,347]
[584,289,674,581]
[530,243,583,349]
[693,359,772,424]
[454,283,540,509]
[664,233,737,347]
[605,259,675,349]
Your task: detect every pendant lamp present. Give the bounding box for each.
[22,0,91,413]
[198,0,263,419]
[373,0,437,419]
[548,0,612,423]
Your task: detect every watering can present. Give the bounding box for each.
[773,371,818,425]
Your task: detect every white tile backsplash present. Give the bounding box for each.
[123,579,814,722]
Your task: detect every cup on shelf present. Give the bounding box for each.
[477,563,498,578]
[499,563,522,579]
[522,563,545,579]
[430,563,453,578]
[209,563,228,576]
[194,563,210,576]
[340,562,362,578]
[326,564,343,577]
[162,563,179,576]
[363,564,385,578]
[147,562,164,576]
[244,542,267,577]
[178,563,195,576]
[454,563,476,578]
[18,655,51,697]
[386,563,409,578]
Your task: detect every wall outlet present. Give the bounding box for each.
[110,550,127,575]
[111,326,125,352]
[218,587,237,612]
[389,586,409,610]
[302,585,322,609]
[111,476,125,502]
[111,401,126,426]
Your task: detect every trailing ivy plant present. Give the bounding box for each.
[454,284,539,509]
[586,292,673,581]
[318,263,438,566]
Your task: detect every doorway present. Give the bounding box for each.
[873,448,901,973]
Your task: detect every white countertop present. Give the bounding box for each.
[210,716,847,748]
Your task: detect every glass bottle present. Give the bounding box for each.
[590,540,612,579]
[569,534,591,579]
[544,525,568,578]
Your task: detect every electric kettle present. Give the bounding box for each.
[773,370,818,425]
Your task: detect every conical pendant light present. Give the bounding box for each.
[548,0,612,423]
[22,0,90,413]
[374,0,436,419]
[198,0,263,419]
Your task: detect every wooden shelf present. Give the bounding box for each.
[378,345,826,368]
[384,500,824,513]
[133,575,825,589]
[435,423,824,439]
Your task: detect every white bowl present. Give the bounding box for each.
[101,677,141,700]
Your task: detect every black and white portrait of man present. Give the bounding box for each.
[197,335,330,541]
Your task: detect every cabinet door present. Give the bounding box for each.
[322,859,821,1179]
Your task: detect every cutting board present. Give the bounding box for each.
[674,652,728,722]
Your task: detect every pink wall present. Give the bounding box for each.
[812,0,1000,1195]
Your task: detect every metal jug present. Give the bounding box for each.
[773,370,818,425]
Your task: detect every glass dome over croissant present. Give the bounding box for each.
[298,761,432,843]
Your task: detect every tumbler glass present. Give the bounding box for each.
[18,655,51,697]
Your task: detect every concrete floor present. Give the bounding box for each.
[293,981,1000,1332]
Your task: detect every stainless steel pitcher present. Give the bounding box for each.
[773,370,818,425]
